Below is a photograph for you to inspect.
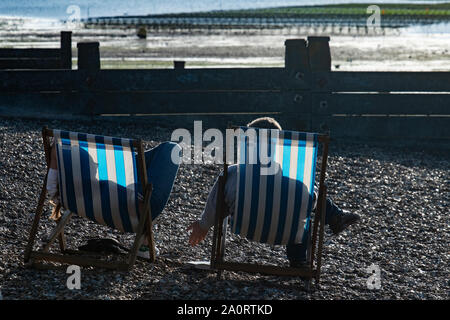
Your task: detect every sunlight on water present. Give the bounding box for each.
[403,22,450,34]
[19,16,65,30]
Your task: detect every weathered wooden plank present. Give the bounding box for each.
[0,48,60,58]
[313,93,450,115]
[313,72,450,92]
[312,115,450,140]
[282,92,313,131]
[85,91,310,115]
[0,68,308,92]
[0,58,62,70]
[30,251,129,270]
[0,92,79,116]
[0,70,82,92]
[0,92,311,130]
[0,91,310,133]
[98,114,304,132]
[89,68,309,91]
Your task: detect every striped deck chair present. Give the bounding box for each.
[211,127,329,288]
[24,127,156,270]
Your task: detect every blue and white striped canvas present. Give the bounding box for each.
[54,130,141,233]
[232,127,318,245]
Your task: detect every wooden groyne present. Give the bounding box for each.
[0,35,449,148]
[0,31,72,70]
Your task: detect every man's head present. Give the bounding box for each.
[246,117,282,130]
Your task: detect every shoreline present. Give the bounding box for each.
[0,15,449,71]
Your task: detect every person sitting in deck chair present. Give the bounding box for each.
[46,139,181,260]
[188,117,360,268]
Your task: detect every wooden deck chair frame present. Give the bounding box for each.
[24,127,157,271]
[210,130,329,289]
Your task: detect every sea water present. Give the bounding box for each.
[1,0,449,19]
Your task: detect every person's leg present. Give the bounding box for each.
[286,197,359,265]
[324,197,342,225]
[286,242,308,267]
[324,197,360,235]
[286,217,311,267]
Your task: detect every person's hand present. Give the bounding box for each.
[187,221,209,246]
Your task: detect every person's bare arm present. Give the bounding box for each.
[47,144,59,200]
[187,176,220,246]
[187,221,209,246]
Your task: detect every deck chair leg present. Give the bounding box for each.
[304,279,311,292]
[216,225,224,281]
[127,184,153,269]
[58,232,67,252]
[310,207,320,270]
[315,185,327,288]
[42,210,73,252]
[24,176,49,263]
[145,211,156,262]
[127,214,147,269]
[210,224,219,269]
[212,175,227,279]
[216,215,228,280]
[143,184,156,263]
[303,223,313,292]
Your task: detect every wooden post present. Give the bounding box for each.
[77,42,100,71]
[284,39,309,72]
[308,36,331,134]
[307,36,331,72]
[77,42,100,116]
[60,31,72,69]
[284,39,311,132]
[174,60,185,69]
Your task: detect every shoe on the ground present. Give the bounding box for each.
[78,238,127,254]
[329,211,360,235]
[137,245,160,260]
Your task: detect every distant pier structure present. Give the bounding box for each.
[81,11,450,35]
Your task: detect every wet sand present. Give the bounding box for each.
[0,16,449,70]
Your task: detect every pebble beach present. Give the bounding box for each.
[0,117,448,299]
